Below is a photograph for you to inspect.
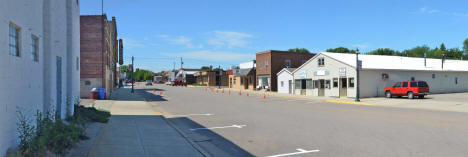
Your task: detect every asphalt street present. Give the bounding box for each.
[137,84,468,157]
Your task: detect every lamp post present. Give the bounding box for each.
[131,56,134,93]
[355,50,360,102]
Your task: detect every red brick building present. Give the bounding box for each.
[80,14,122,98]
[256,50,315,91]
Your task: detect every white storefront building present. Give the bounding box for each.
[277,68,295,94]
[293,52,468,98]
[0,0,80,155]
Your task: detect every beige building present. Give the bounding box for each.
[293,52,468,98]
[229,68,256,90]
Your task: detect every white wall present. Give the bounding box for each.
[293,53,356,97]
[277,71,293,94]
[360,70,468,97]
[0,0,79,155]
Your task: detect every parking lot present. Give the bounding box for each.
[135,84,468,157]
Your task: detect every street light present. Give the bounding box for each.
[355,50,360,102]
[131,56,134,93]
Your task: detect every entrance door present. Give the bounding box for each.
[288,80,292,94]
[56,57,62,118]
[318,79,325,96]
[244,77,248,89]
[339,78,347,97]
[300,79,306,95]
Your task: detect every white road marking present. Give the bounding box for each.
[189,124,246,131]
[266,148,320,157]
[287,99,297,102]
[170,113,214,117]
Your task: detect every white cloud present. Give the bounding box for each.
[207,31,253,48]
[419,7,439,14]
[157,35,203,48]
[163,50,253,62]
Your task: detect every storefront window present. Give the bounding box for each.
[349,78,355,87]
[333,78,338,88]
[295,80,301,89]
[326,80,331,89]
[306,79,312,89]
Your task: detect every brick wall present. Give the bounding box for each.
[256,50,315,91]
[80,15,104,79]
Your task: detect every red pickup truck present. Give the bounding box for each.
[384,81,429,99]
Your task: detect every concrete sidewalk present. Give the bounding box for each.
[85,88,203,157]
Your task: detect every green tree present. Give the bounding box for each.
[120,65,129,73]
[288,48,310,53]
[201,66,210,70]
[134,69,154,82]
[440,43,446,51]
[326,47,357,54]
[367,48,400,56]
[401,45,431,57]
[463,38,468,52]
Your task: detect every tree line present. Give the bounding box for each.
[120,65,154,81]
[324,38,468,60]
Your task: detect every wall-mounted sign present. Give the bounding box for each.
[298,71,307,79]
[339,68,346,77]
[314,70,329,76]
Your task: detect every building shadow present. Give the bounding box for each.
[107,88,168,102]
[167,117,255,157]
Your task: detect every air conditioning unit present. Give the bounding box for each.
[382,73,389,80]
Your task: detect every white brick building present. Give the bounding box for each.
[0,0,80,155]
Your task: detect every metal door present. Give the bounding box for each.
[56,57,62,118]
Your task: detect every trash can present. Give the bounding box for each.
[90,88,99,99]
[97,88,106,100]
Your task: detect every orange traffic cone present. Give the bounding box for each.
[238,91,242,95]
[263,94,266,99]
[216,89,219,93]
[228,90,231,95]
[222,89,225,94]
[246,93,249,96]
[160,91,163,95]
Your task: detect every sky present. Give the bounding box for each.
[80,0,468,72]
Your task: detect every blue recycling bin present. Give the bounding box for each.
[98,88,106,100]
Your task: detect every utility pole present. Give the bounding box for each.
[355,50,360,102]
[180,57,183,69]
[218,65,221,89]
[131,56,134,93]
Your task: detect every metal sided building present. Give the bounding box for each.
[293,52,468,98]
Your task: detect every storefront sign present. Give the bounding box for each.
[298,71,307,79]
[339,68,346,77]
[314,70,329,76]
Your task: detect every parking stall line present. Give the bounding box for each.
[189,124,247,131]
[265,148,320,157]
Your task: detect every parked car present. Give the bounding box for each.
[165,81,172,85]
[145,80,152,86]
[384,80,429,99]
[128,80,135,84]
[171,81,187,86]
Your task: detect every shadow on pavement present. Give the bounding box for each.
[108,88,168,102]
[167,117,255,157]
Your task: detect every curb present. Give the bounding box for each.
[163,116,213,157]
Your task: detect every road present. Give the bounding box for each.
[137,84,468,157]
